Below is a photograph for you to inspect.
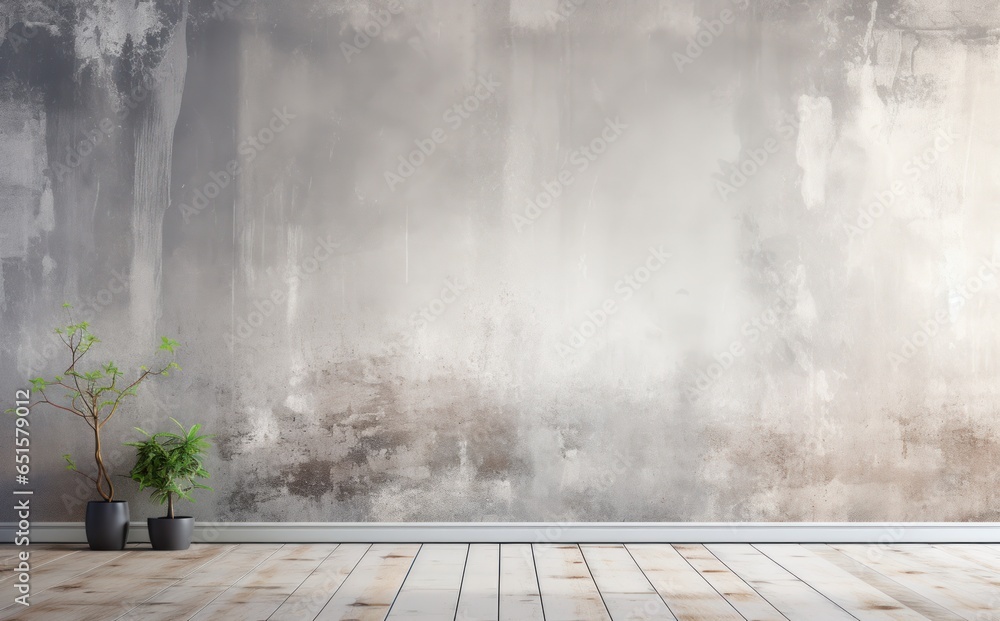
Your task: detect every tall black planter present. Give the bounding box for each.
[147,517,194,550]
[85,501,129,550]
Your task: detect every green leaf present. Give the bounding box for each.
[124,420,213,510]
[62,302,72,309]
[30,377,47,391]
[158,337,180,353]
[62,454,77,471]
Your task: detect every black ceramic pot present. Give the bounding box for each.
[85,501,129,550]
[147,517,195,551]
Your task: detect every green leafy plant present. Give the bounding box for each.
[126,419,213,519]
[19,304,180,502]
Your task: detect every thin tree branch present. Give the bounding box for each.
[99,367,160,429]
[30,396,89,419]
[69,468,99,485]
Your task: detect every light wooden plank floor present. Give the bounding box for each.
[2,543,998,620]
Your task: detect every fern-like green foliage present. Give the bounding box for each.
[125,418,213,519]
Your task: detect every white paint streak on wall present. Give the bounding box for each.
[0,98,48,311]
[873,29,903,91]
[0,101,47,259]
[794,96,834,210]
[285,225,303,325]
[129,3,188,342]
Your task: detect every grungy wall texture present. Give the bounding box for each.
[1,0,999,523]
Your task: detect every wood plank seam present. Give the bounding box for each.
[8,543,1000,620]
[828,545,974,618]
[0,547,133,614]
[110,544,241,621]
[529,544,547,621]
[383,543,424,618]
[498,544,544,621]
[750,545,861,621]
[803,544,967,621]
[690,545,791,621]
[932,543,1000,572]
[121,545,237,619]
[622,544,682,620]
[264,544,341,619]
[673,544,788,621]
[755,544,937,620]
[0,546,83,582]
[497,544,502,621]
[268,543,372,620]
[577,544,619,621]
[312,544,422,620]
[669,544,749,620]
[696,545,792,621]
[836,544,1000,617]
[453,543,472,621]
[170,544,287,620]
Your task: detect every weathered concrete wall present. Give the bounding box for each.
[2,0,999,523]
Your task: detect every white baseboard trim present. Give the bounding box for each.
[3,522,1000,544]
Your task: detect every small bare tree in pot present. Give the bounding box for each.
[20,305,180,550]
[126,419,213,550]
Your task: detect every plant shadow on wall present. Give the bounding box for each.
[12,304,181,550]
[126,419,213,551]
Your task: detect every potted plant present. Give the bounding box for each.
[126,419,213,550]
[23,304,180,550]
